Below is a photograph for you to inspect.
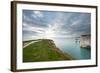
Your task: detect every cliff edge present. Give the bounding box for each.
[23,39,74,62]
[80,35,91,48]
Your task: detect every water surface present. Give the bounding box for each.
[53,38,91,60]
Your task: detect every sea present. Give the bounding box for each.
[53,38,91,60]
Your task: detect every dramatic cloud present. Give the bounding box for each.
[22,10,91,41]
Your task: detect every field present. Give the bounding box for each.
[23,39,74,62]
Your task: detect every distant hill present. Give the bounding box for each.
[23,39,74,62]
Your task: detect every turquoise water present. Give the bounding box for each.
[53,38,91,60]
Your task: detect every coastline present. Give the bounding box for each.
[23,39,74,62]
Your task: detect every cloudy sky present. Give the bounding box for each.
[22,10,91,41]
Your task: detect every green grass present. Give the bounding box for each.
[23,39,74,62]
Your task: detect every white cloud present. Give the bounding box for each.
[71,20,81,26]
[23,22,48,35]
[23,23,30,27]
[48,22,64,32]
[33,11,43,18]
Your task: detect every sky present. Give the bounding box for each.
[22,10,91,41]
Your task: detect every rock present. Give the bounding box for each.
[80,35,91,48]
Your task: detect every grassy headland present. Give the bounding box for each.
[23,39,74,62]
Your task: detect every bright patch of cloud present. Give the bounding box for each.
[33,11,43,18]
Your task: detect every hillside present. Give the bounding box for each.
[23,39,74,62]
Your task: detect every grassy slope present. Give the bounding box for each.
[23,39,74,62]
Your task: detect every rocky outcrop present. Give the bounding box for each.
[80,35,91,48]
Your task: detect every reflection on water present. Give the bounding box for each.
[53,38,91,60]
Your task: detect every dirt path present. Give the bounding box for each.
[23,41,38,48]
